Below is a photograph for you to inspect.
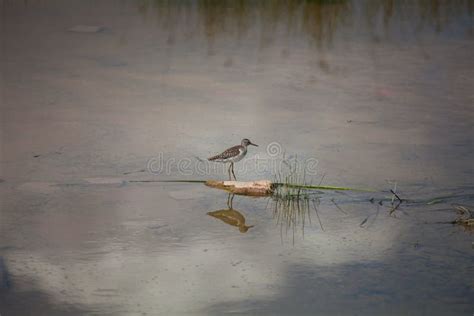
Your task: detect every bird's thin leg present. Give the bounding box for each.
[227,193,234,209]
[231,162,237,181]
[227,164,232,181]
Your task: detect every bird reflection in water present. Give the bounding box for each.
[207,193,254,233]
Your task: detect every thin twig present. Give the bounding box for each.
[391,182,398,204]
[330,198,347,214]
[390,200,402,215]
[312,200,324,231]
[390,189,403,203]
[360,216,369,227]
[366,205,380,228]
[318,173,326,186]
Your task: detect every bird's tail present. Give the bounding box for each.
[207,155,219,161]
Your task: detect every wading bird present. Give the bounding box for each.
[208,138,258,180]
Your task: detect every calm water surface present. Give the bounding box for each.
[1,1,473,315]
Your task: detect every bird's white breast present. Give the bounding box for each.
[228,147,246,163]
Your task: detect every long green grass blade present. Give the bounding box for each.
[275,183,375,192]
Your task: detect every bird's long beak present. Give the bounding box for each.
[250,142,258,147]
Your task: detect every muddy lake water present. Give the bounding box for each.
[1,1,474,315]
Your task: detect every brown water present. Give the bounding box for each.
[1,1,474,315]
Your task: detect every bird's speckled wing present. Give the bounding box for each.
[208,145,242,161]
